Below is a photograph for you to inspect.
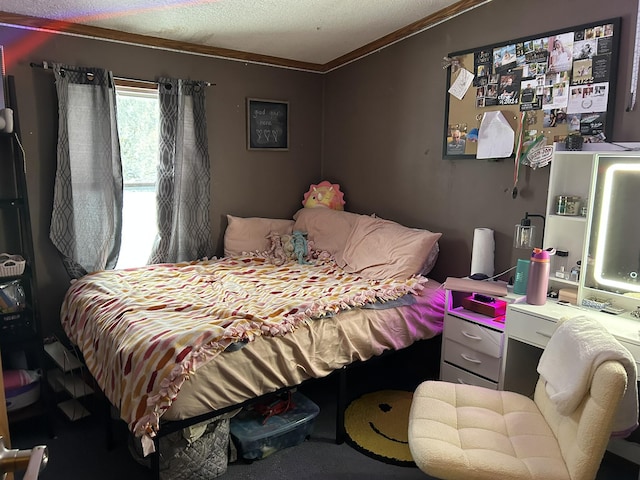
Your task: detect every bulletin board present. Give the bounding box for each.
[443,18,621,160]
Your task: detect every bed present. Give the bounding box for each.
[60,207,445,477]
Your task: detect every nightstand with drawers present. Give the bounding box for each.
[440,289,507,390]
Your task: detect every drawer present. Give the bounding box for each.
[443,338,501,381]
[506,309,557,348]
[440,362,498,390]
[444,314,504,358]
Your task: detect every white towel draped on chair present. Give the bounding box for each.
[537,315,639,437]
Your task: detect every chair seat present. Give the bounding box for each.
[408,381,570,480]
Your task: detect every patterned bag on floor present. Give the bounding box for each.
[129,414,237,479]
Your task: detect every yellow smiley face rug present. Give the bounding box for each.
[343,390,415,466]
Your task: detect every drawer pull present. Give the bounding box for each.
[535,331,552,338]
[461,331,482,341]
[460,353,482,364]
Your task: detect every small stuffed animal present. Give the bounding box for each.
[267,232,287,266]
[291,230,311,264]
[302,181,345,210]
[281,234,295,258]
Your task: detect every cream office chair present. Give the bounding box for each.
[408,359,628,480]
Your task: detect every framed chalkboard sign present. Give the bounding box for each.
[247,98,289,150]
[443,18,620,160]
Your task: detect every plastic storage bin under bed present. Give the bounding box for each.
[230,391,320,461]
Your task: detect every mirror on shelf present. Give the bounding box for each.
[581,153,640,313]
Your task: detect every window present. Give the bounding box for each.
[115,83,159,269]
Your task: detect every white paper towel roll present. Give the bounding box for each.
[470,228,495,277]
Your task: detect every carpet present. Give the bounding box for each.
[343,389,415,467]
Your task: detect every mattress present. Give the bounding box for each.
[165,278,445,421]
[61,255,442,455]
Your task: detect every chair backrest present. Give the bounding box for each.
[534,360,628,480]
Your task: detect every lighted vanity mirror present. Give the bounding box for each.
[582,153,640,313]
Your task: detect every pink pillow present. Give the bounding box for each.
[292,208,360,263]
[224,215,294,256]
[341,215,442,280]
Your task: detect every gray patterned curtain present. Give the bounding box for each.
[149,78,211,264]
[49,64,123,278]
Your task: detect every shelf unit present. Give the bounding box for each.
[44,340,92,421]
[0,75,50,430]
[543,145,596,295]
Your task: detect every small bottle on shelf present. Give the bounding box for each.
[553,250,569,279]
[569,261,581,282]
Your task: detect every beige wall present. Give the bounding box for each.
[322,0,640,282]
[1,0,639,336]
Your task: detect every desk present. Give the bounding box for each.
[503,301,640,471]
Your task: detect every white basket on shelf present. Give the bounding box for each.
[0,253,26,277]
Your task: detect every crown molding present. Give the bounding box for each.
[0,0,490,74]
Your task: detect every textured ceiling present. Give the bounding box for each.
[0,0,485,67]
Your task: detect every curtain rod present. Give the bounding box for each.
[29,62,215,86]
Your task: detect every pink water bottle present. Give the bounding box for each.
[526,248,550,305]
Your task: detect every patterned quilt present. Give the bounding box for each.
[60,255,427,454]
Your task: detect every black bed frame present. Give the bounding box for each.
[103,335,442,479]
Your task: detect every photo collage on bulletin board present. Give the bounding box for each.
[443,18,620,159]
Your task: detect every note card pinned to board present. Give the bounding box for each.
[476,111,515,159]
[448,68,474,100]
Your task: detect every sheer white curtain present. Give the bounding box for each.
[49,64,123,278]
[149,77,211,264]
